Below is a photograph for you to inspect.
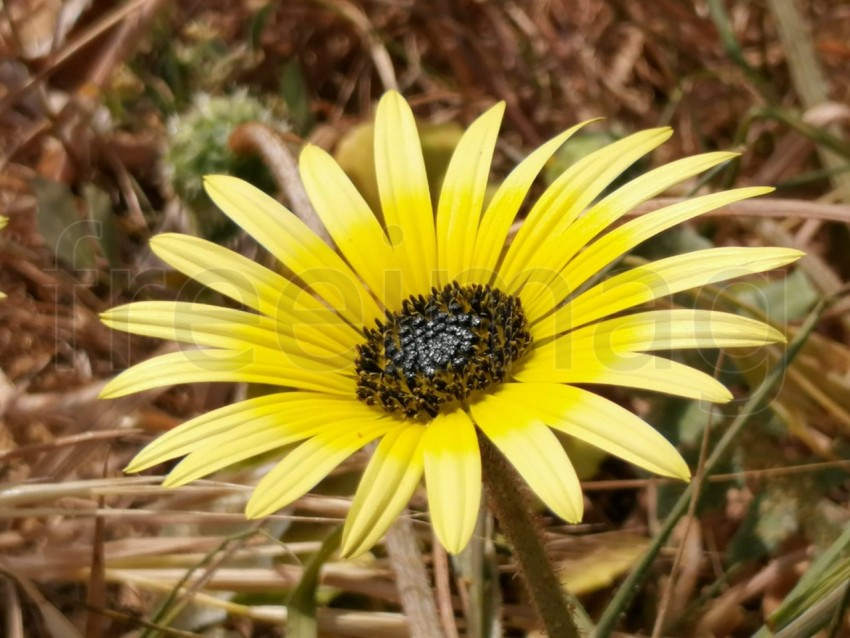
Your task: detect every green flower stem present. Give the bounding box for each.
[479,432,593,638]
[593,297,830,638]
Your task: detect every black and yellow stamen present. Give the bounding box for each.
[356,282,532,418]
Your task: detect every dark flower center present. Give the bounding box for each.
[355,282,532,418]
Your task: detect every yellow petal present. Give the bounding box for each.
[166,402,383,487]
[100,349,355,399]
[374,91,436,296]
[164,422,320,487]
[499,383,691,480]
[543,309,786,357]
[150,233,360,353]
[470,393,582,522]
[533,246,804,340]
[520,152,748,318]
[436,102,505,285]
[516,350,733,403]
[342,423,426,558]
[423,409,481,554]
[526,187,774,320]
[204,175,382,327]
[470,122,592,283]
[497,128,672,292]
[125,392,354,472]
[101,301,352,369]
[576,152,741,248]
[245,419,393,518]
[299,144,404,310]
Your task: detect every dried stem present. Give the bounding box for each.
[384,519,446,638]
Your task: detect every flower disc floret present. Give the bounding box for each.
[356,282,532,418]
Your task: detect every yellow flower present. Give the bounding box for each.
[102,91,802,557]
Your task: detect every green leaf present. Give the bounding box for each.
[32,176,101,272]
[751,526,850,637]
[280,58,313,135]
[733,266,818,325]
[82,183,121,268]
[249,3,274,53]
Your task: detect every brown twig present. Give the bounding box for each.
[432,542,460,638]
[384,518,447,638]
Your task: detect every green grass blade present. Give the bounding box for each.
[286,526,342,638]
